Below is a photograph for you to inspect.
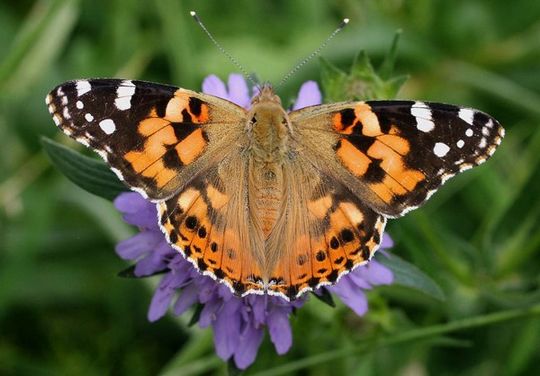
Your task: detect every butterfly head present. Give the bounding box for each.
[251,83,281,106]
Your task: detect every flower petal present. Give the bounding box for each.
[134,252,167,276]
[213,298,242,360]
[173,283,199,316]
[292,81,322,110]
[227,74,250,108]
[246,295,267,327]
[380,233,394,249]
[114,192,149,214]
[115,231,162,260]
[148,273,182,322]
[233,324,265,369]
[329,277,368,316]
[344,269,372,290]
[267,306,292,354]
[198,297,222,328]
[358,260,394,286]
[122,205,158,228]
[202,75,228,99]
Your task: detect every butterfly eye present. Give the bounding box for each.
[251,116,257,124]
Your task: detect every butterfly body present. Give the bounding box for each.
[46,78,504,300]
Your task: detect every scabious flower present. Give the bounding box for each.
[114,74,394,370]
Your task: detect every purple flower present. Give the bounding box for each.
[114,74,394,370]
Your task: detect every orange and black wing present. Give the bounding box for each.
[292,100,504,217]
[46,79,246,200]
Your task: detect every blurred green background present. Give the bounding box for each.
[1,0,540,375]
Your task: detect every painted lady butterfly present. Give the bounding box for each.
[46,78,504,300]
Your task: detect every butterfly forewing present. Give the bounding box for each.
[46,79,246,200]
[292,100,504,217]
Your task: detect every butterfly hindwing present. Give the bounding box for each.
[260,160,386,300]
[267,183,387,300]
[292,100,504,217]
[46,79,246,200]
[157,164,267,297]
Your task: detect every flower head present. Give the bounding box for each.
[114,74,394,369]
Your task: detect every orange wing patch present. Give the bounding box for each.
[164,90,210,124]
[267,196,386,300]
[333,103,427,205]
[335,139,371,176]
[175,128,207,165]
[120,92,211,192]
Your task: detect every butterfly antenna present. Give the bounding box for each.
[276,18,349,88]
[190,11,258,87]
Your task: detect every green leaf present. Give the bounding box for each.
[227,359,244,376]
[378,29,403,79]
[376,253,445,301]
[320,35,408,102]
[41,137,128,201]
[188,303,205,327]
[311,288,336,308]
[320,56,348,102]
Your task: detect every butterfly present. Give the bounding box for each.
[46,78,504,300]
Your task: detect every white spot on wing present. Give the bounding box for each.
[457,139,464,148]
[85,113,94,122]
[115,80,136,110]
[411,102,435,132]
[76,100,84,109]
[99,119,116,134]
[53,114,61,126]
[63,107,70,119]
[76,80,92,97]
[433,142,450,157]
[95,149,107,159]
[459,108,475,125]
[61,96,68,105]
[479,137,487,148]
[441,173,455,183]
[110,167,124,181]
[45,94,52,105]
[465,128,473,137]
[76,137,90,147]
[460,163,473,172]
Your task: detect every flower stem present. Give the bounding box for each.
[251,303,540,376]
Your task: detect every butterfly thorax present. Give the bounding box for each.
[248,85,291,163]
[247,86,292,237]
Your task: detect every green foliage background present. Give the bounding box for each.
[1,0,539,375]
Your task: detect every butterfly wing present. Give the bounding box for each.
[46,79,247,200]
[290,100,504,217]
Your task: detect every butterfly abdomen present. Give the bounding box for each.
[249,160,285,237]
